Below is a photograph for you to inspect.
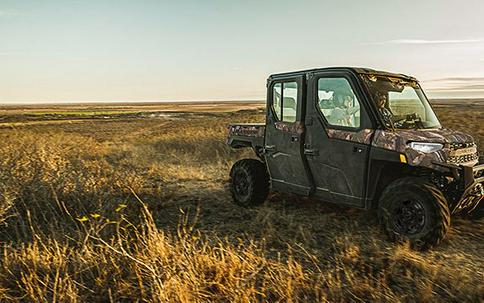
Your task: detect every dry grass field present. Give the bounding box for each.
[0,101,482,302]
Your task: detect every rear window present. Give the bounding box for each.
[272,82,298,123]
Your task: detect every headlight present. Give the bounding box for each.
[407,142,443,153]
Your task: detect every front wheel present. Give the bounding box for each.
[378,177,451,250]
[229,159,270,207]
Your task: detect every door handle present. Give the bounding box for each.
[291,135,299,142]
[265,145,276,151]
[304,149,319,156]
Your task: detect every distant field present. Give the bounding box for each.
[0,99,481,152]
[0,101,264,127]
[0,100,482,302]
[0,101,264,115]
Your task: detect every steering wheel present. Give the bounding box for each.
[393,113,421,128]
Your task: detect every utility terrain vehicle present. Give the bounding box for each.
[227,67,483,249]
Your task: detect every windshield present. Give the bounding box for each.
[362,74,441,129]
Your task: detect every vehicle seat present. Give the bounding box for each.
[283,97,296,110]
[282,97,297,121]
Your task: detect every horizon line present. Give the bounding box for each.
[0,99,266,106]
[1,97,484,107]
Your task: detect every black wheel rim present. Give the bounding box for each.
[392,200,426,235]
[233,170,250,199]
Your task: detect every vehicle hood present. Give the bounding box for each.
[373,128,475,152]
[394,128,475,145]
[372,128,477,169]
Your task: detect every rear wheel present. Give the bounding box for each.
[229,159,270,207]
[378,177,451,250]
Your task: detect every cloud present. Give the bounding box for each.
[424,77,484,82]
[367,39,483,45]
[423,77,484,92]
[427,84,484,91]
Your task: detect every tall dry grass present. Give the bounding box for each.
[0,106,482,302]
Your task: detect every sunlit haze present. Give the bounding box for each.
[1,0,484,103]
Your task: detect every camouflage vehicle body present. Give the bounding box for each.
[325,128,478,169]
[229,126,478,169]
[227,67,483,218]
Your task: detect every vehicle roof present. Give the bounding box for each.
[268,67,418,82]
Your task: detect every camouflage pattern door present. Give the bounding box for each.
[304,72,374,207]
[264,76,312,195]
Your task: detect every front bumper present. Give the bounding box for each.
[433,161,484,213]
[455,163,484,213]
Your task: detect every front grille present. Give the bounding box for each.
[447,143,479,165]
[450,142,475,149]
[448,153,479,164]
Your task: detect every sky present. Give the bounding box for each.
[1,0,484,103]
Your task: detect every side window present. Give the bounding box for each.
[271,81,298,123]
[317,78,361,128]
[272,83,282,120]
[282,82,297,122]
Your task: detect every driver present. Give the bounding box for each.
[374,91,420,128]
[374,91,394,126]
